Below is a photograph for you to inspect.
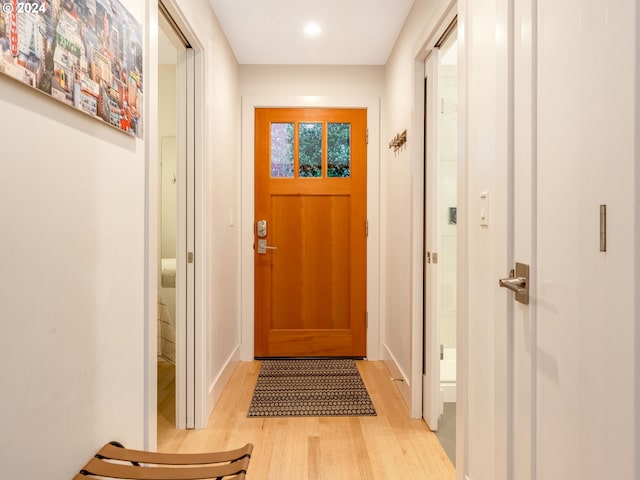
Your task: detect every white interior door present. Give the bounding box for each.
[423,47,441,431]
[176,40,196,431]
[506,0,637,478]
[533,0,635,477]
[423,23,459,433]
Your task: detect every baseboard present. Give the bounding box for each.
[206,346,241,417]
[381,344,412,407]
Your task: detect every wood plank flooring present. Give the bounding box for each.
[157,360,455,480]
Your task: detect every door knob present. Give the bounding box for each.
[498,262,529,305]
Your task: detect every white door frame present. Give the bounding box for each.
[160,0,207,431]
[146,1,207,446]
[240,96,381,361]
[410,1,467,478]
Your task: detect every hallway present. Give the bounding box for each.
[1,1,637,478]
[158,361,455,479]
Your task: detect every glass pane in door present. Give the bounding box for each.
[328,123,351,177]
[299,122,322,177]
[270,122,294,178]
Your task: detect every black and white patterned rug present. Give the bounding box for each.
[247,359,377,417]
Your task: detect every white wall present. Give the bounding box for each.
[462,0,506,476]
[381,0,453,404]
[238,64,384,361]
[0,0,241,474]
[239,65,384,97]
[0,1,146,477]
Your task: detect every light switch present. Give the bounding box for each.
[480,192,489,226]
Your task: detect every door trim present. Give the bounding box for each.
[410,1,467,478]
[145,0,207,449]
[159,0,206,431]
[240,96,381,361]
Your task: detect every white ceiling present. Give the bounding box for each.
[208,0,415,65]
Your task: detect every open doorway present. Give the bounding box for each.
[157,14,179,433]
[156,2,198,431]
[423,19,458,465]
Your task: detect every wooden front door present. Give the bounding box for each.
[254,108,367,357]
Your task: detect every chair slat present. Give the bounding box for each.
[97,442,253,465]
[80,455,250,480]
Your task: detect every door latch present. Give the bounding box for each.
[498,262,529,305]
[256,238,277,255]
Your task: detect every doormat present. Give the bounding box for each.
[248,359,377,417]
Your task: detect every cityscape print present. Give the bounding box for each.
[0,0,143,138]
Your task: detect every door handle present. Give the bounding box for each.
[499,275,526,293]
[498,262,529,305]
[257,238,277,255]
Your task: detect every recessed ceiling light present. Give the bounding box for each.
[304,23,322,37]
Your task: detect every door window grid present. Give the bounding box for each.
[270,121,352,179]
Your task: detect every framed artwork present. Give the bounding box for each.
[0,0,143,138]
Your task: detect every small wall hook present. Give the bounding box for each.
[388,130,407,153]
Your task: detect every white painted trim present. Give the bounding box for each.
[409,0,460,418]
[382,344,412,403]
[144,0,159,452]
[410,52,427,420]
[636,2,640,473]
[240,95,381,361]
[408,3,469,480]
[175,33,188,430]
[206,347,241,415]
[150,0,208,431]
[192,47,208,430]
[456,2,470,479]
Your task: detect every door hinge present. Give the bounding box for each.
[440,344,444,360]
[187,252,194,264]
[366,129,369,145]
[366,220,369,237]
[366,312,368,328]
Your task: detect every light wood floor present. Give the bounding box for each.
[157,360,455,480]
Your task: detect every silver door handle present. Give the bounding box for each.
[257,238,278,254]
[498,262,530,305]
[499,276,526,294]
